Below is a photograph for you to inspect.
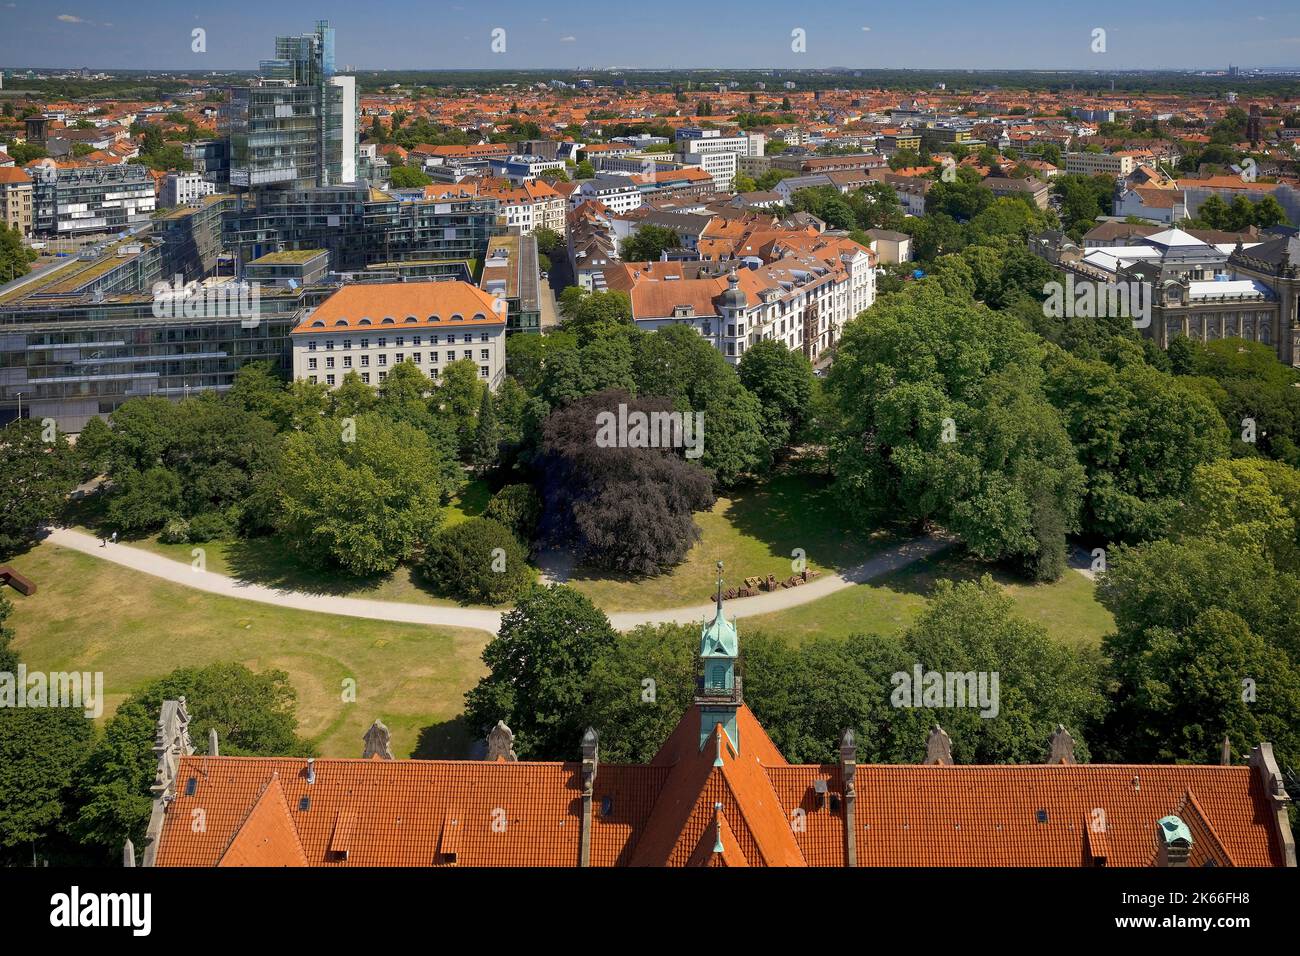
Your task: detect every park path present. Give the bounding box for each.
[41,527,952,635]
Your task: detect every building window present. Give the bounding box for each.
[378,337,386,348]
[343,339,351,350]
[360,355,369,367]
[480,349,489,360]
[378,354,388,366]
[360,338,369,348]
[479,332,489,342]
[308,357,317,370]
[308,375,318,384]
[325,357,335,369]
[413,335,421,346]
[463,350,472,360]
[361,372,370,384]
[480,365,490,379]
[413,353,422,364]
[325,340,334,350]
[326,374,335,386]
[396,337,405,347]
[378,371,387,382]
[307,341,317,351]
[396,353,405,364]
[343,356,352,368]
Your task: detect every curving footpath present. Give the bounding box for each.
[42,527,954,635]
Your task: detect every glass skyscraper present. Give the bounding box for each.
[223,20,356,191]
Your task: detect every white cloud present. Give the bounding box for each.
[560,35,576,42]
[861,26,871,32]
[57,13,85,23]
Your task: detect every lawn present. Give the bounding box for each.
[743,549,1114,648]
[5,542,492,759]
[70,479,501,610]
[565,472,903,611]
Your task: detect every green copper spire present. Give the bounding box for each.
[698,562,740,752]
[700,561,738,660]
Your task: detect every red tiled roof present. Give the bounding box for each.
[153,705,1290,868]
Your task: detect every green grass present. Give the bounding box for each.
[744,550,1114,648]
[70,479,504,610]
[6,542,491,758]
[565,472,903,611]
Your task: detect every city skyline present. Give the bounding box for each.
[3,1,1300,72]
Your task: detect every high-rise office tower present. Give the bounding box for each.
[223,20,358,190]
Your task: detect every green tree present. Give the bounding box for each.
[273,414,453,575]
[105,465,182,533]
[828,281,1084,579]
[737,337,817,450]
[621,224,681,263]
[463,585,618,758]
[389,165,432,188]
[0,224,36,283]
[0,418,78,558]
[422,517,532,604]
[471,386,499,475]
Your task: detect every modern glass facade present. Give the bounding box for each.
[224,185,504,273]
[224,20,355,191]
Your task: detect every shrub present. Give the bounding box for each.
[159,518,191,544]
[484,484,542,544]
[422,517,532,604]
[187,511,231,543]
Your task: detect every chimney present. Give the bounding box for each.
[1155,816,1192,866]
[208,727,219,757]
[840,728,857,868]
[924,724,953,766]
[122,839,136,868]
[1249,742,1297,867]
[1046,725,1076,764]
[1220,735,1232,766]
[305,757,316,785]
[579,727,599,868]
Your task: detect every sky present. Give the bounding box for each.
[2,1,1300,72]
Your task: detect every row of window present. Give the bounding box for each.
[308,333,489,351]
[307,349,490,370]
[308,365,492,386]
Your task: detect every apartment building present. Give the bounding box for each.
[0,166,33,237]
[673,128,755,191]
[160,171,217,208]
[30,160,155,236]
[1064,151,1136,178]
[486,155,567,181]
[605,231,875,364]
[572,176,643,214]
[477,178,565,235]
[290,281,508,390]
[567,200,618,291]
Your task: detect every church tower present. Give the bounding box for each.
[698,561,741,752]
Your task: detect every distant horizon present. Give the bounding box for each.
[4,2,1300,73]
[4,65,1300,79]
